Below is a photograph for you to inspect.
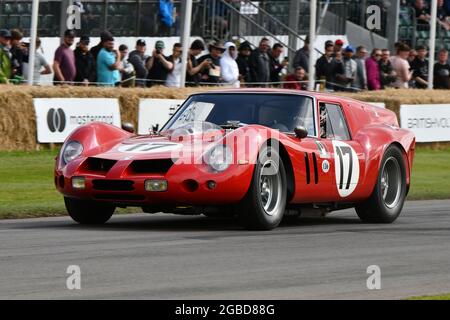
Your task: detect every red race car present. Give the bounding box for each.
[55,89,415,230]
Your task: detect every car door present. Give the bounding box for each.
[317,102,366,202]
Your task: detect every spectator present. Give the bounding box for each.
[283,66,308,90]
[10,29,26,79]
[159,0,175,36]
[90,30,114,62]
[197,41,225,84]
[74,35,95,85]
[249,38,271,86]
[410,45,429,89]
[236,41,252,85]
[96,33,122,86]
[220,42,240,88]
[24,37,51,85]
[414,0,431,26]
[408,49,418,65]
[332,50,345,91]
[119,44,135,87]
[334,39,344,56]
[186,39,208,86]
[166,43,183,87]
[128,39,148,87]
[390,43,413,88]
[315,43,335,90]
[354,46,368,90]
[53,29,76,85]
[337,45,357,90]
[146,40,174,86]
[269,43,288,86]
[0,29,12,84]
[293,36,309,72]
[437,0,450,30]
[433,49,450,89]
[379,49,397,89]
[366,48,382,90]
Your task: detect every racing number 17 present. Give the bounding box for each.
[336,146,353,190]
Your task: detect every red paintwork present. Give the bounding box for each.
[54,89,415,209]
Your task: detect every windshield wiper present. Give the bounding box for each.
[219,120,247,129]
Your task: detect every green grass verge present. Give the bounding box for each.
[408,293,450,300]
[0,146,449,219]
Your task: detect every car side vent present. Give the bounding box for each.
[130,159,174,174]
[304,152,310,184]
[85,158,117,173]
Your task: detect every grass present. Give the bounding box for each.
[0,147,449,219]
[408,293,450,300]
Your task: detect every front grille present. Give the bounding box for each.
[130,159,174,174]
[92,180,134,191]
[93,194,145,201]
[84,158,117,173]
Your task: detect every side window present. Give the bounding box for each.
[319,103,351,140]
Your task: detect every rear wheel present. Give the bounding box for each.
[356,145,407,223]
[239,146,287,230]
[64,197,115,224]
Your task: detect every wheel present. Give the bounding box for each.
[239,145,287,230]
[356,145,407,223]
[64,197,115,224]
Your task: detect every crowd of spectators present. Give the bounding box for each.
[1,27,450,90]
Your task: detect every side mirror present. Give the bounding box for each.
[122,122,135,134]
[294,126,308,139]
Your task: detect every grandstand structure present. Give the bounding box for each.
[0,0,444,52]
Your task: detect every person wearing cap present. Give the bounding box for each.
[0,29,12,84]
[23,37,52,85]
[334,39,344,56]
[53,29,76,85]
[236,41,252,85]
[146,40,174,87]
[128,39,148,87]
[293,36,309,72]
[335,45,357,91]
[249,38,271,86]
[74,35,95,85]
[366,48,382,91]
[197,41,225,84]
[96,34,122,86]
[186,39,209,86]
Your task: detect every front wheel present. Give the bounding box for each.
[239,145,287,230]
[64,197,115,224]
[356,145,407,223]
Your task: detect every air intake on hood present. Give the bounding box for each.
[130,159,174,174]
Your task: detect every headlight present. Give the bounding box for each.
[203,145,233,172]
[62,141,83,165]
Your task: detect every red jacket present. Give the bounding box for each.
[283,74,307,90]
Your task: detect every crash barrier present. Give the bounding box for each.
[1,86,450,151]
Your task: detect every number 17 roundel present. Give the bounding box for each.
[332,140,360,198]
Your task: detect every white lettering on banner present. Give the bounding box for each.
[400,104,450,142]
[34,98,121,143]
[138,99,185,135]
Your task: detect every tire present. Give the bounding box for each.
[64,197,115,224]
[239,145,287,230]
[356,145,407,223]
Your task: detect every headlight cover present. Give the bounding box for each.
[62,141,83,165]
[203,145,233,172]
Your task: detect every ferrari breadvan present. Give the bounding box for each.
[55,89,415,230]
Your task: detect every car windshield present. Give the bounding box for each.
[161,93,316,135]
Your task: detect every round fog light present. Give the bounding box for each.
[207,180,217,190]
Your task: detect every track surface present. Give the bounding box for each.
[1,200,450,299]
